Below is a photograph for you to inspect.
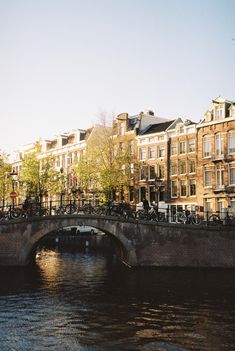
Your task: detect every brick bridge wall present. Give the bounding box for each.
[0,215,234,267]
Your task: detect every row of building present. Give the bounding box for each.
[11,96,235,214]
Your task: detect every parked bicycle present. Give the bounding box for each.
[173,210,202,225]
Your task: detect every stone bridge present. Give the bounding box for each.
[0,214,235,267]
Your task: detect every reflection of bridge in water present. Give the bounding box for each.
[0,213,235,268]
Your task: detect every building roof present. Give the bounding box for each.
[138,120,175,135]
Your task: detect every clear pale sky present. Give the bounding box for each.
[0,0,234,155]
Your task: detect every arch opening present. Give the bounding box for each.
[27,224,129,267]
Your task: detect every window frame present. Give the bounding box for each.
[171,180,178,198]
[179,141,186,154]
[180,180,187,197]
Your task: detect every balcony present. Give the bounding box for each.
[211,153,225,162]
[211,153,235,162]
[212,184,226,192]
[226,185,235,194]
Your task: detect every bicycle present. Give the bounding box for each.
[173,211,187,224]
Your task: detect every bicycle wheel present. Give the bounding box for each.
[176,212,187,224]
[158,212,166,222]
[10,207,22,219]
[190,214,202,225]
[209,214,221,223]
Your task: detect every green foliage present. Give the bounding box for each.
[0,153,11,205]
[19,145,63,200]
[73,125,132,201]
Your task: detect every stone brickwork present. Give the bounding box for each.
[0,215,235,267]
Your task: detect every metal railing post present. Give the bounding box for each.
[206,211,209,225]
[49,200,52,216]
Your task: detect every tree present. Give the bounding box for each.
[0,152,11,206]
[73,123,132,202]
[19,143,63,202]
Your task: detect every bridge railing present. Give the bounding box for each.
[0,200,235,226]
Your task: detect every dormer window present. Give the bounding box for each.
[215,106,223,120]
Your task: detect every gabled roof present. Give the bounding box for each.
[166,118,196,130]
[212,96,234,104]
[138,120,175,135]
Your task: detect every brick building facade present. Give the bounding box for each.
[197,96,235,215]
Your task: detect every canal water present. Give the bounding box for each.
[0,248,235,351]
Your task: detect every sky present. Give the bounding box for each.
[0,0,235,156]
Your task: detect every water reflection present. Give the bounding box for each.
[0,248,235,351]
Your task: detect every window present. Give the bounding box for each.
[204,169,212,187]
[140,148,146,160]
[189,179,196,196]
[204,199,212,214]
[139,165,146,180]
[179,160,186,174]
[149,146,155,159]
[158,145,165,158]
[228,132,235,154]
[217,199,225,216]
[179,126,184,134]
[216,164,224,188]
[180,180,187,197]
[203,137,211,157]
[215,107,223,120]
[149,165,155,180]
[230,199,235,210]
[179,141,186,154]
[159,188,165,201]
[140,187,146,201]
[171,142,177,155]
[229,166,235,185]
[171,180,177,197]
[158,164,165,178]
[119,122,125,136]
[189,160,195,173]
[149,137,155,143]
[129,140,134,155]
[215,134,224,156]
[170,161,177,175]
[188,139,195,153]
[158,135,164,141]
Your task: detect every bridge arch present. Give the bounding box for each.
[7,215,137,266]
[28,221,129,265]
